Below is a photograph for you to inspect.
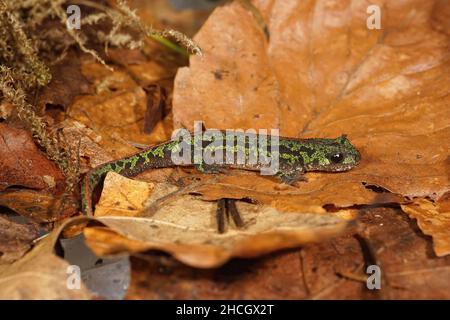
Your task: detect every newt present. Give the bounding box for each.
[81,131,360,232]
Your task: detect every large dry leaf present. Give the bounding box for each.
[171,0,450,253]
[84,172,350,268]
[55,119,115,169]
[0,219,92,299]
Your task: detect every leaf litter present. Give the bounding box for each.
[1,0,449,299]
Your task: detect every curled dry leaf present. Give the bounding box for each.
[401,198,450,257]
[0,218,92,299]
[84,172,350,268]
[171,0,450,253]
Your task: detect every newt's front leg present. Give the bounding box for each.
[276,166,306,185]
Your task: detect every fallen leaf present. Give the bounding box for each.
[54,119,115,169]
[143,85,166,134]
[124,207,450,299]
[188,170,403,213]
[68,83,147,158]
[85,172,350,268]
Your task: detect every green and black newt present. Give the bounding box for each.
[81,131,360,232]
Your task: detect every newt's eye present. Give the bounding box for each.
[329,153,344,164]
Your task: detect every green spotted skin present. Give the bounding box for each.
[81,133,360,215]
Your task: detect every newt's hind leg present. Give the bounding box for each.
[216,198,245,233]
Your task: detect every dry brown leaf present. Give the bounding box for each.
[401,198,450,257]
[85,172,350,268]
[0,219,92,299]
[124,207,450,299]
[86,210,349,268]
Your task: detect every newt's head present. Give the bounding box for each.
[300,135,361,172]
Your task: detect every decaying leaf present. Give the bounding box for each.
[0,219,92,299]
[401,198,450,257]
[68,82,147,158]
[84,172,350,268]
